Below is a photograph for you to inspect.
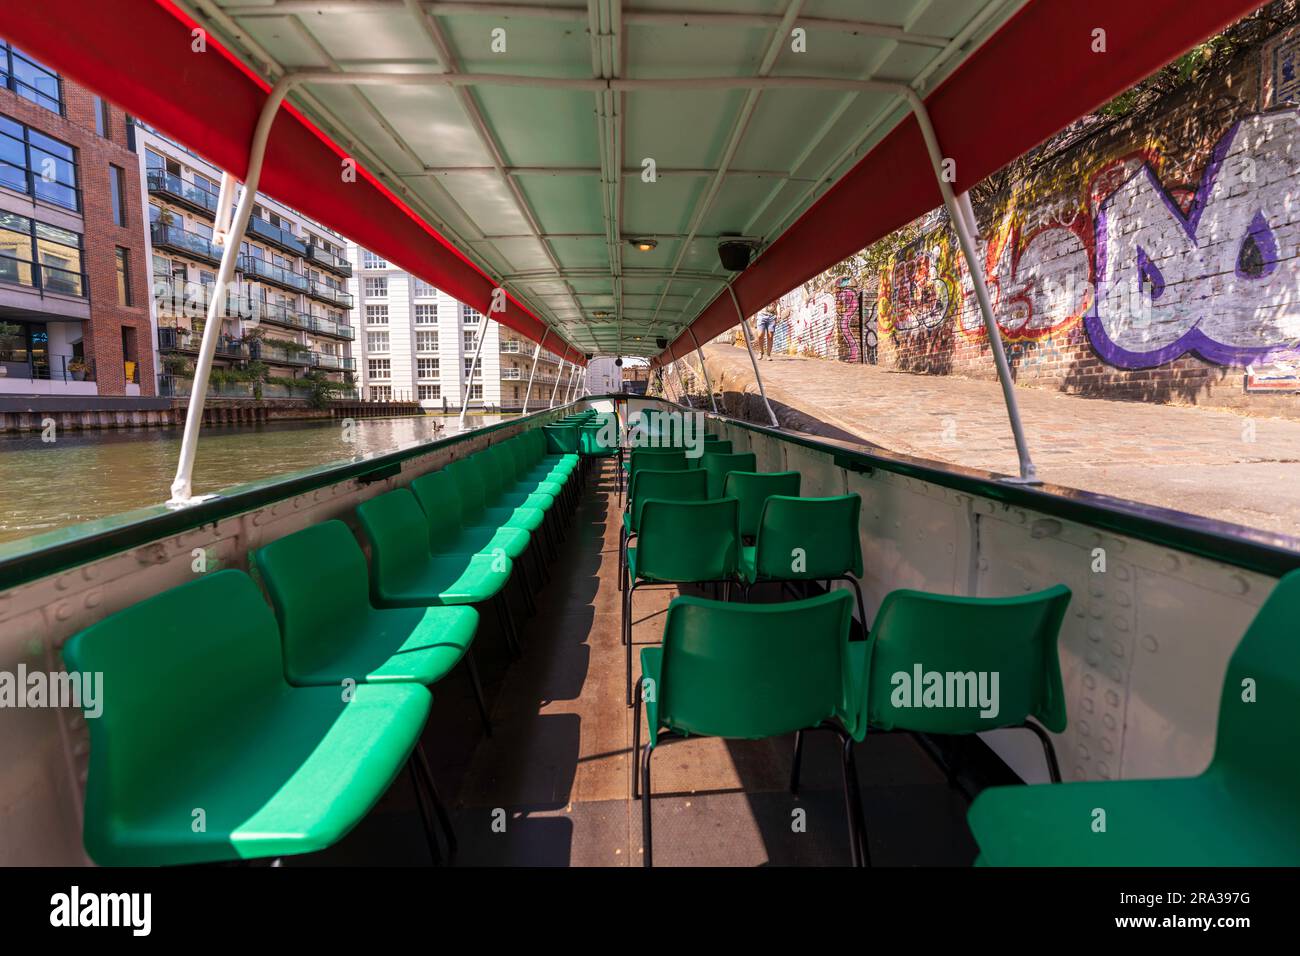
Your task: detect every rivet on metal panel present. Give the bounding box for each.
[1102,713,1116,730]
[1116,591,1131,607]
[1110,640,1125,658]
[1078,721,1091,737]
[55,573,71,592]
[84,589,102,609]
[1085,649,1101,666]
[82,564,99,581]
[1142,634,1158,653]
[55,603,73,622]
[1087,623,1103,642]
[1162,554,1181,572]
[1089,601,1103,618]
[1073,766,1087,780]
[1088,580,1104,598]
[1082,674,1096,690]
[1100,738,1114,754]
[1113,617,1129,633]
[252,510,265,527]
[1105,690,1120,708]
[1076,744,1090,760]
[1030,518,1062,538]
[1115,563,1131,581]
[1096,762,1111,779]
[1081,697,1094,713]
[1230,573,1249,596]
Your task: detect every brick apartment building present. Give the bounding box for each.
[0,38,152,398]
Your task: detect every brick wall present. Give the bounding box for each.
[790,10,1300,417]
[0,77,153,396]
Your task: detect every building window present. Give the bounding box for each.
[94,97,112,139]
[0,211,84,296]
[362,251,387,269]
[464,358,477,378]
[368,358,391,380]
[463,306,482,324]
[363,276,388,297]
[109,165,128,227]
[415,330,437,352]
[370,385,392,401]
[0,43,62,114]
[366,331,389,352]
[115,247,131,306]
[463,330,478,351]
[469,383,483,400]
[0,114,78,210]
[418,384,440,401]
[365,304,388,325]
[415,303,437,324]
[413,278,437,297]
[416,357,439,378]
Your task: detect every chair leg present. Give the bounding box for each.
[517,558,536,617]
[1023,719,1062,783]
[839,732,869,867]
[464,649,492,737]
[618,525,626,592]
[641,742,654,867]
[493,594,522,658]
[408,758,443,865]
[415,741,458,857]
[624,585,636,707]
[632,679,643,800]
[789,729,804,795]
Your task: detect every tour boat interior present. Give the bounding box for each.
[2,0,1297,869]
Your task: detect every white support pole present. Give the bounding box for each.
[902,89,1039,483]
[168,77,296,504]
[727,286,780,428]
[521,327,549,413]
[688,326,719,413]
[565,361,580,403]
[551,347,569,408]
[458,317,490,428]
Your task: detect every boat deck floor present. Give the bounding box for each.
[301,460,979,866]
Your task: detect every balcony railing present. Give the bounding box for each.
[308,279,353,308]
[249,340,313,366]
[246,216,307,256]
[0,252,88,297]
[153,278,252,320]
[307,315,355,339]
[146,168,220,217]
[500,367,523,380]
[160,376,255,399]
[238,255,310,294]
[306,243,353,278]
[312,353,356,371]
[152,223,222,266]
[250,299,310,331]
[158,326,248,359]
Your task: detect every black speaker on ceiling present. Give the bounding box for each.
[655,337,668,349]
[615,358,623,367]
[718,239,753,272]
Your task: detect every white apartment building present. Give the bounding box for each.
[586,357,622,395]
[347,245,570,410]
[138,125,357,399]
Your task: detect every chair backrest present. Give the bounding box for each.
[253,520,373,676]
[656,591,855,740]
[701,451,757,498]
[543,423,579,454]
[355,489,431,597]
[628,448,686,486]
[1210,568,1300,791]
[446,459,489,521]
[629,468,709,533]
[635,497,739,582]
[723,470,802,538]
[579,421,618,456]
[410,470,470,550]
[862,584,1072,734]
[752,494,862,580]
[480,445,515,500]
[61,570,286,814]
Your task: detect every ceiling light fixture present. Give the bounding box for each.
[629,237,658,252]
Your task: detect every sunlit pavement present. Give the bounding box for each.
[702,344,1300,536]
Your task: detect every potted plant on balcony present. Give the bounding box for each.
[67,359,90,382]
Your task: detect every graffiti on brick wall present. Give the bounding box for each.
[876,110,1300,369]
[773,288,863,360]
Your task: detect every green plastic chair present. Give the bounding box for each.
[686,438,732,469]
[410,470,531,560]
[743,494,867,627]
[635,591,865,866]
[619,468,709,592]
[61,570,432,866]
[254,519,492,764]
[623,449,687,506]
[723,470,802,539]
[701,450,757,498]
[623,496,740,706]
[968,570,1300,866]
[447,457,547,538]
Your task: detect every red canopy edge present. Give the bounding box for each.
[0,0,583,364]
[655,0,1266,367]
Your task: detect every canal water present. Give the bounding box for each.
[0,414,514,545]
